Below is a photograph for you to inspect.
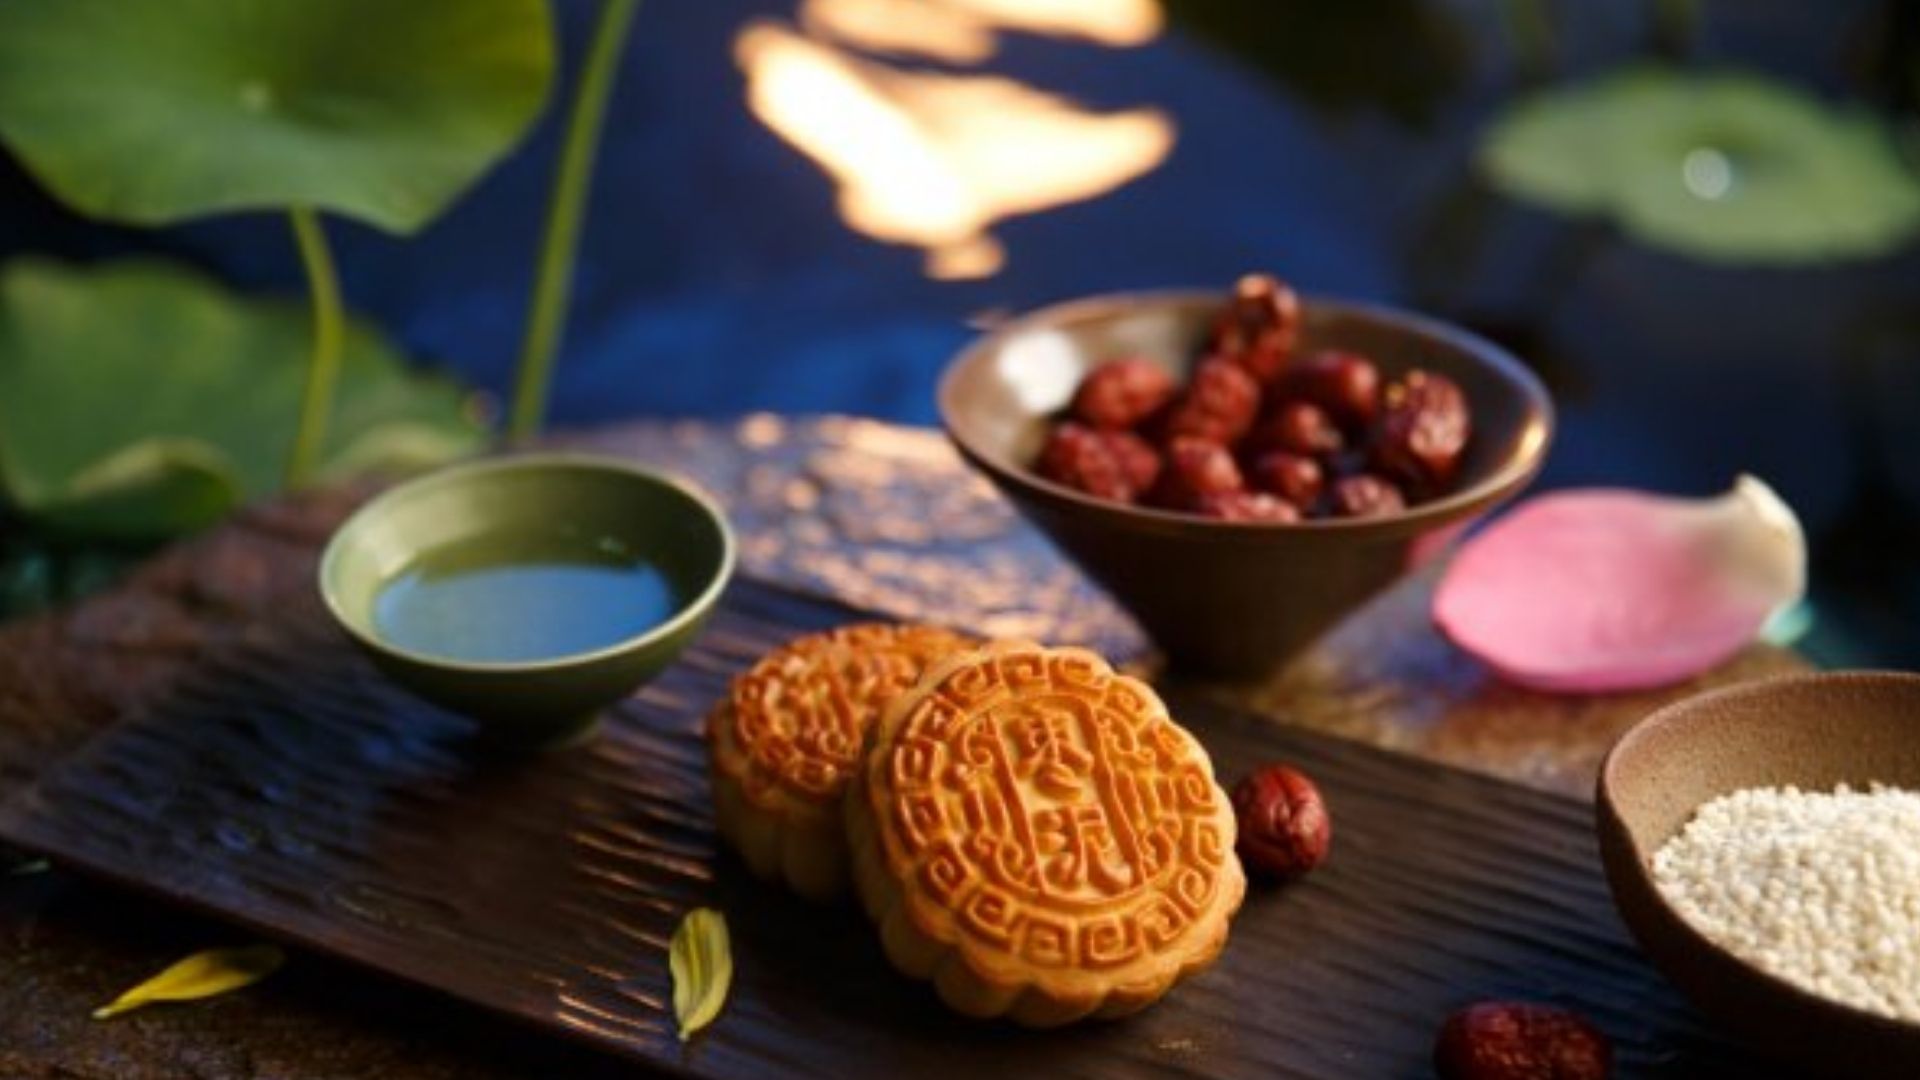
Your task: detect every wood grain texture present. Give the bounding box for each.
[0,577,1767,1077]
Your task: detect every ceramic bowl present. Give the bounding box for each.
[1597,671,1920,1077]
[938,290,1553,677]
[319,453,735,744]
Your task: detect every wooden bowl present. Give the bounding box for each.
[938,291,1553,677]
[1597,671,1920,1077]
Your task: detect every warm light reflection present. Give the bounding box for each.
[996,330,1084,412]
[801,0,995,63]
[938,0,1162,46]
[735,21,1174,279]
[801,0,1161,61]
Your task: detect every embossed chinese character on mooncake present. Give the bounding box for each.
[846,642,1246,1026]
[709,623,976,901]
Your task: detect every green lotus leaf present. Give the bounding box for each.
[0,258,485,538]
[32,438,242,537]
[1480,67,1920,264]
[0,0,553,233]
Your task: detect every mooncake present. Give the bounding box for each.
[846,642,1245,1026]
[709,623,974,901]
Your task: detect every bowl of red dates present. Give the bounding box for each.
[939,274,1553,676]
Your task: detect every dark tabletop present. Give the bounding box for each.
[0,416,1801,1079]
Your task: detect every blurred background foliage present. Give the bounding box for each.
[1479,66,1920,263]
[0,0,553,544]
[0,0,623,613]
[0,0,1916,666]
[0,259,482,538]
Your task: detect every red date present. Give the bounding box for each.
[1330,473,1405,518]
[1434,1002,1611,1080]
[1284,350,1380,430]
[1249,452,1323,508]
[1102,430,1161,494]
[1373,369,1470,492]
[1208,274,1300,383]
[1149,437,1243,510]
[1232,764,1330,879]
[1037,422,1137,502]
[1162,358,1260,445]
[1249,400,1344,458]
[1197,491,1301,523]
[1027,276,1475,522]
[1071,357,1175,430]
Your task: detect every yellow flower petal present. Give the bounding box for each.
[92,944,286,1020]
[669,908,732,1041]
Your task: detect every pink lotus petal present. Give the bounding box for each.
[1433,476,1805,693]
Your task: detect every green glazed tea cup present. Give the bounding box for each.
[319,453,735,744]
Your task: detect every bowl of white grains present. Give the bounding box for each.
[1598,671,1920,1077]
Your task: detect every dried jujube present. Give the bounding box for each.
[1373,370,1470,492]
[1247,400,1345,461]
[1151,437,1244,510]
[1249,452,1323,508]
[1102,430,1162,494]
[1028,275,1475,522]
[1208,273,1300,383]
[1161,357,1260,445]
[1232,764,1330,879]
[1433,1002,1611,1080]
[1071,357,1175,430]
[1284,350,1379,430]
[1038,423,1137,502]
[1197,491,1300,523]
[1330,474,1405,518]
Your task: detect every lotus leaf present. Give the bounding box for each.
[0,0,553,233]
[1481,67,1920,264]
[0,259,483,538]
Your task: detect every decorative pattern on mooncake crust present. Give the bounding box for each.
[847,642,1244,1025]
[709,622,974,901]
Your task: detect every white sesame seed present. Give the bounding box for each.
[1652,782,1920,1022]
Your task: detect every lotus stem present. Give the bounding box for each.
[287,206,344,486]
[508,0,642,441]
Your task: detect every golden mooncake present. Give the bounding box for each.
[709,623,975,901]
[846,641,1245,1026]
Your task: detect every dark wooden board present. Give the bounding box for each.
[0,578,1764,1078]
